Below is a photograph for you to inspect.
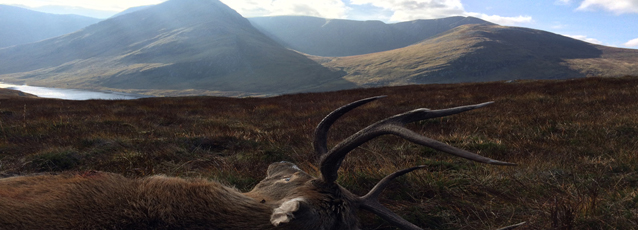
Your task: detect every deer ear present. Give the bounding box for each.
[270,197,306,226]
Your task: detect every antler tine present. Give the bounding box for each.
[320,100,516,184]
[361,166,426,202]
[313,96,386,156]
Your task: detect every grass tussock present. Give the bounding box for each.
[1,76,638,229]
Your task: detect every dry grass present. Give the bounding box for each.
[1,76,638,229]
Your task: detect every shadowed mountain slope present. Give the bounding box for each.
[320,24,638,86]
[0,5,100,48]
[0,0,351,96]
[249,16,493,57]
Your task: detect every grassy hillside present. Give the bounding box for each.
[1,77,637,229]
[321,24,638,87]
[0,5,100,48]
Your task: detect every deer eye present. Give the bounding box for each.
[282,177,291,182]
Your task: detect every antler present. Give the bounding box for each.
[314,96,521,230]
[313,96,387,156]
[317,96,515,184]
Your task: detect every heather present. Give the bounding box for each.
[1,76,637,229]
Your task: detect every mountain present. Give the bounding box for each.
[319,24,638,86]
[0,0,351,96]
[0,5,100,48]
[248,16,493,57]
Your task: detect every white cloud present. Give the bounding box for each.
[625,37,638,47]
[551,22,568,29]
[347,0,533,25]
[563,34,603,44]
[349,0,465,21]
[219,0,349,19]
[0,0,166,11]
[576,0,638,14]
[555,0,571,5]
[467,13,533,26]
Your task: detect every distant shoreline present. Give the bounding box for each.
[0,82,151,100]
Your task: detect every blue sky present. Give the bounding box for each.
[461,0,638,48]
[2,0,637,48]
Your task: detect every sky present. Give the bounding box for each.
[1,0,637,48]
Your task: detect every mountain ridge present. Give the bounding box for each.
[320,24,638,86]
[248,15,494,57]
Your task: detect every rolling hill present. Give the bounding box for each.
[0,5,100,48]
[249,16,493,57]
[319,24,638,86]
[0,0,351,96]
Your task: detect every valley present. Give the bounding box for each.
[1,0,636,97]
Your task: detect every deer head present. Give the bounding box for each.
[246,96,522,229]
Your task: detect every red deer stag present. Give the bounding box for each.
[0,96,524,229]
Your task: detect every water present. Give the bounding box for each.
[0,83,151,100]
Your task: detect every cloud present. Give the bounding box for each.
[467,13,533,25]
[563,34,603,44]
[555,0,571,5]
[349,0,465,21]
[550,22,568,29]
[576,0,638,14]
[348,0,533,25]
[625,37,638,47]
[219,0,349,19]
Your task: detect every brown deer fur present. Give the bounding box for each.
[0,163,356,230]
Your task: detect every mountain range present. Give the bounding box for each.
[0,0,636,97]
[14,5,117,19]
[0,5,100,48]
[0,0,351,96]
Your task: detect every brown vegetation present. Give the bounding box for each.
[0,88,37,99]
[1,76,638,229]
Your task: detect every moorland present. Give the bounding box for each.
[1,76,637,229]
